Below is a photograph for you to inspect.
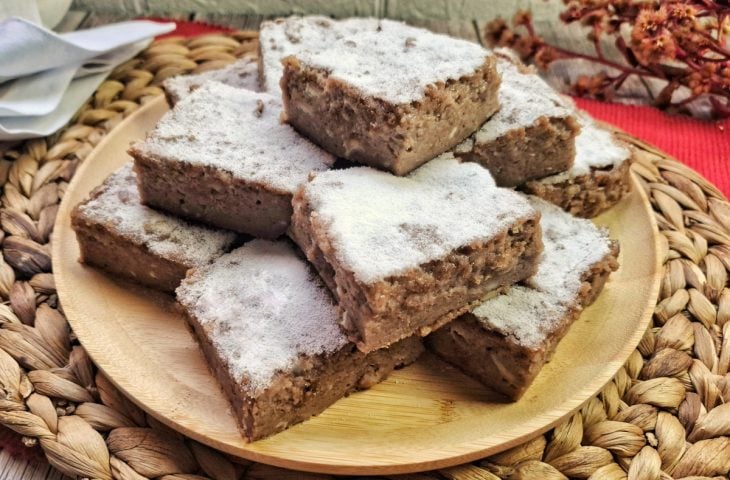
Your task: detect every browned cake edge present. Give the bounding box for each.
[183,305,424,441]
[129,149,292,239]
[70,207,189,293]
[426,239,621,400]
[457,115,580,187]
[522,156,633,219]
[289,191,544,353]
[280,56,500,176]
[578,239,621,307]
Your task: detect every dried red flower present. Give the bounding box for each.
[485,0,730,118]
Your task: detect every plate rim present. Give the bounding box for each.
[52,95,664,475]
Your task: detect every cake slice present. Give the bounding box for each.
[289,154,543,353]
[163,57,260,106]
[258,16,381,97]
[454,51,579,187]
[426,198,620,400]
[523,119,632,218]
[129,82,335,239]
[71,164,238,292]
[280,19,500,175]
[177,240,423,441]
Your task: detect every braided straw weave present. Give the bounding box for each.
[0,30,728,480]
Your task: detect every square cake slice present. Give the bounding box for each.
[129,82,335,239]
[454,50,579,187]
[280,19,500,175]
[289,154,543,353]
[177,240,423,441]
[258,16,381,97]
[163,57,260,106]
[426,198,620,400]
[523,119,633,218]
[71,164,238,292]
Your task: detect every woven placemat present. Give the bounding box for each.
[0,31,728,480]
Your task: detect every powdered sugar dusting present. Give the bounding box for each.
[472,286,567,347]
[473,197,614,348]
[260,16,381,97]
[177,240,348,393]
[538,116,631,184]
[163,57,260,104]
[283,18,491,104]
[132,82,335,193]
[76,164,236,267]
[301,155,533,283]
[473,57,573,144]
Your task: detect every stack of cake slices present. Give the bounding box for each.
[71,16,632,441]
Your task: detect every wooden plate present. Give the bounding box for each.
[53,96,663,475]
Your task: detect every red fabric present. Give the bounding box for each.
[0,426,44,461]
[143,17,233,38]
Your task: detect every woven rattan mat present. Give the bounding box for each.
[0,31,728,480]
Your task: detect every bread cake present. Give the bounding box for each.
[280,19,500,175]
[524,120,632,218]
[129,82,335,239]
[289,155,542,353]
[177,240,423,441]
[71,164,237,292]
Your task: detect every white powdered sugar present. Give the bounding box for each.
[132,82,335,193]
[473,57,573,144]
[473,197,614,348]
[76,164,236,267]
[259,16,382,96]
[176,240,348,393]
[538,119,631,184]
[163,57,260,103]
[301,155,534,284]
[291,19,491,104]
[472,286,567,347]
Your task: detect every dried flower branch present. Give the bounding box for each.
[485,1,730,118]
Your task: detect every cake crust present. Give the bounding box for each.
[258,16,382,96]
